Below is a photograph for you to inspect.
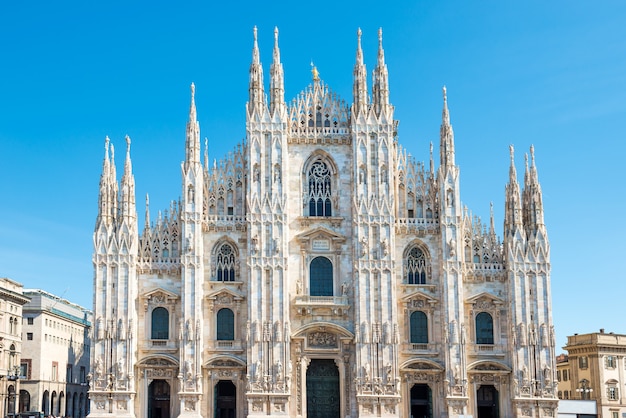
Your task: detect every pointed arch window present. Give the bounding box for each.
[410,311,428,344]
[216,243,236,281]
[405,246,429,284]
[310,256,333,296]
[216,308,235,341]
[307,160,332,217]
[475,312,494,344]
[151,307,169,340]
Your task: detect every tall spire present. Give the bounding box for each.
[372,28,390,115]
[185,83,201,169]
[352,28,368,115]
[144,194,150,231]
[248,26,265,115]
[269,26,285,116]
[522,145,546,239]
[504,145,523,240]
[439,86,455,168]
[119,135,136,221]
[97,136,114,228]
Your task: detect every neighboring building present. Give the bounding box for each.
[557,400,597,418]
[0,278,29,418]
[559,330,626,418]
[21,289,92,417]
[89,28,558,418]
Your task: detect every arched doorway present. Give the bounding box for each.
[214,380,236,418]
[306,359,340,418]
[7,385,15,415]
[410,384,432,418]
[477,385,499,418]
[42,390,50,415]
[19,389,30,412]
[148,379,171,418]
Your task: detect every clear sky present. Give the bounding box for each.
[1,1,625,350]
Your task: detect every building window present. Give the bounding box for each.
[27,332,33,340]
[80,366,86,383]
[310,256,333,296]
[216,308,235,341]
[612,412,619,418]
[475,312,494,344]
[66,365,73,383]
[405,246,429,284]
[51,362,58,381]
[410,311,428,344]
[307,160,332,217]
[557,390,562,399]
[20,362,29,379]
[608,386,618,401]
[563,369,569,381]
[579,356,588,369]
[27,317,34,325]
[215,243,236,281]
[557,370,561,381]
[606,355,616,368]
[151,307,169,340]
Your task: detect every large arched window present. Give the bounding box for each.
[307,160,332,217]
[151,307,169,340]
[405,246,429,284]
[216,308,235,341]
[310,256,333,296]
[216,243,236,281]
[475,312,494,344]
[410,311,428,344]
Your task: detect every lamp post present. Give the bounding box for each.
[7,365,20,416]
[576,379,593,400]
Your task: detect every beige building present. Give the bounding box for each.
[0,278,30,417]
[89,28,557,418]
[20,289,92,417]
[558,330,626,418]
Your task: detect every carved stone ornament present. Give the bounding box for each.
[145,358,177,367]
[307,331,338,348]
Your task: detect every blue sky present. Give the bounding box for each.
[1,1,625,350]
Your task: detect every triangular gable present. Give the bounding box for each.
[206,287,244,302]
[142,288,179,304]
[402,291,439,308]
[295,226,346,248]
[465,292,505,308]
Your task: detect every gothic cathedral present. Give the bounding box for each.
[89,28,558,418]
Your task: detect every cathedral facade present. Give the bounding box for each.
[88,28,558,418]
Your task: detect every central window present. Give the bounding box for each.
[310,256,333,296]
[307,161,332,217]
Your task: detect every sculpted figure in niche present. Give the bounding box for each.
[360,237,368,257]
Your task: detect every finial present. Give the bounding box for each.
[125,135,131,150]
[190,82,195,97]
[110,143,115,161]
[104,136,110,158]
[378,27,383,45]
[530,145,535,166]
[524,153,529,170]
[311,61,320,82]
[443,85,447,102]
[274,26,278,42]
[146,193,149,206]
[509,144,514,162]
[358,27,362,39]
[253,26,258,43]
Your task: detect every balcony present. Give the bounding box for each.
[207,339,244,353]
[294,295,350,317]
[402,342,439,356]
[471,344,506,358]
[145,339,178,352]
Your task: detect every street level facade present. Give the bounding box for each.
[89,28,558,418]
[558,330,626,418]
[0,278,29,418]
[20,289,92,417]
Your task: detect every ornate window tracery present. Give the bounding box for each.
[307,160,332,217]
[405,246,430,284]
[215,242,237,281]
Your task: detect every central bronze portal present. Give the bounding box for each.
[306,359,340,418]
